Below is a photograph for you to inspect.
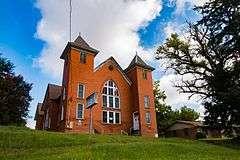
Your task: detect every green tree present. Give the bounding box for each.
[154,80,173,133]
[154,81,200,133]
[155,0,240,131]
[0,54,32,125]
[178,106,200,121]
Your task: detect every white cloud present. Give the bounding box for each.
[33,0,205,120]
[174,0,208,15]
[163,22,186,38]
[159,73,204,114]
[34,0,162,78]
[26,119,35,129]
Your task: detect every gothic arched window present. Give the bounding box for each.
[102,80,120,124]
[102,80,120,109]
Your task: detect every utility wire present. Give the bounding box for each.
[69,0,72,42]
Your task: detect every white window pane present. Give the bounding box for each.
[115,97,119,109]
[78,84,84,98]
[109,97,113,108]
[115,112,120,124]
[103,96,107,108]
[108,88,113,95]
[77,104,84,119]
[103,111,107,123]
[144,96,150,108]
[109,112,113,123]
[108,80,113,87]
[145,112,150,124]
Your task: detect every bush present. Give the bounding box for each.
[196,132,207,139]
[233,136,240,143]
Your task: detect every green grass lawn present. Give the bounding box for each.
[0,127,239,160]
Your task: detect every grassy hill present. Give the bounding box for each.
[0,127,239,160]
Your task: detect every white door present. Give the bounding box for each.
[133,112,139,130]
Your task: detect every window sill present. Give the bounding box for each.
[77,97,84,99]
[76,118,84,120]
[101,122,121,125]
[102,107,121,110]
[146,123,151,127]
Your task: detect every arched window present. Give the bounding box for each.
[102,80,121,124]
[102,80,120,109]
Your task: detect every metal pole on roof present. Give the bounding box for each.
[69,0,72,42]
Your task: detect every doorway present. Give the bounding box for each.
[133,111,139,131]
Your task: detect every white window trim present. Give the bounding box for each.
[77,83,85,99]
[76,103,84,119]
[102,80,120,109]
[143,69,148,80]
[144,96,150,108]
[102,110,121,124]
[80,51,86,63]
[48,117,51,128]
[60,105,64,121]
[44,108,49,129]
[145,112,151,124]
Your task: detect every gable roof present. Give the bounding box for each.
[60,35,99,59]
[48,84,62,100]
[176,120,203,127]
[95,56,132,85]
[125,54,155,72]
[34,103,44,120]
[167,120,203,131]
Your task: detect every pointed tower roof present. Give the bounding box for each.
[60,35,99,59]
[125,54,155,72]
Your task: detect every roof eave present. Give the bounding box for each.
[125,64,155,73]
[60,42,99,60]
[94,57,132,85]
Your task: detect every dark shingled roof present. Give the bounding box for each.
[125,54,155,72]
[48,84,62,100]
[60,35,99,59]
[34,103,43,120]
[167,120,204,131]
[176,120,203,127]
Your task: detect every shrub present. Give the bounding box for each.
[196,132,207,139]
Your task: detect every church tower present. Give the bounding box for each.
[125,55,157,137]
[59,35,99,132]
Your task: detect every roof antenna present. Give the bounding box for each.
[135,51,138,62]
[69,0,72,42]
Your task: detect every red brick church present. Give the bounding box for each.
[34,35,157,137]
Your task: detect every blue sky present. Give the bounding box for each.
[0,0,205,128]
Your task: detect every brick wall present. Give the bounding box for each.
[56,47,157,137]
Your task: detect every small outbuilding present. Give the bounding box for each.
[166,120,204,139]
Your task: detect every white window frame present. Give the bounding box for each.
[142,69,147,80]
[80,51,86,64]
[145,111,151,124]
[77,83,85,99]
[102,80,120,109]
[44,108,49,129]
[144,96,150,108]
[48,117,51,128]
[60,105,64,121]
[102,110,121,124]
[76,103,84,119]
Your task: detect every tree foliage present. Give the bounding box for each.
[155,0,240,130]
[0,54,32,125]
[178,106,200,121]
[154,81,199,133]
